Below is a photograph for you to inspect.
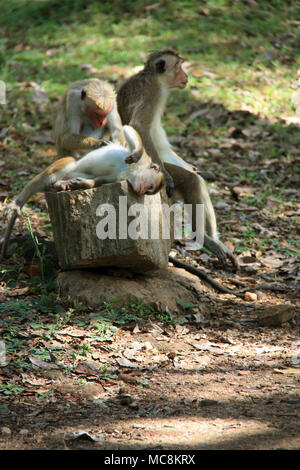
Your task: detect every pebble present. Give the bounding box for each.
[1,426,11,436]
[244,292,258,302]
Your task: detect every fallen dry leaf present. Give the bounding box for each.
[274,368,300,375]
[259,255,285,269]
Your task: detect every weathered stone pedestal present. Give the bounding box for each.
[45,181,204,313]
[46,181,171,272]
[57,267,209,314]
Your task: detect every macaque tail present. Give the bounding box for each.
[168,256,244,299]
[1,211,19,259]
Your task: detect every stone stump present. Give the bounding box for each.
[46,181,171,271]
[57,266,210,313]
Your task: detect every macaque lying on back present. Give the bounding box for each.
[1,125,164,258]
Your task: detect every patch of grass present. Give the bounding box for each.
[0,296,65,316]
[0,0,299,312]
[0,384,25,396]
[95,296,172,326]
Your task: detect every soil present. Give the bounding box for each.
[0,264,299,451]
[1,98,299,452]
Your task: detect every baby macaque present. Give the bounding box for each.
[1,125,164,258]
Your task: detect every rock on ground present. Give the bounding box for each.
[57,266,210,313]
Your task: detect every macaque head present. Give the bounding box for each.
[81,79,115,129]
[132,163,165,195]
[145,49,188,89]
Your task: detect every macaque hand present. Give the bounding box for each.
[90,140,111,151]
[125,151,141,164]
[99,140,112,147]
[163,168,174,197]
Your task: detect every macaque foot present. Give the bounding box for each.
[225,247,240,272]
[204,234,239,272]
[54,177,94,192]
[53,180,72,191]
[66,177,92,190]
[3,201,21,220]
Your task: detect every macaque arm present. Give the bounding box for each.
[130,105,163,165]
[61,90,106,152]
[130,118,174,196]
[60,133,107,152]
[122,125,144,164]
[106,102,126,146]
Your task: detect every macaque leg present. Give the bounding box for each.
[165,163,239,270]
[54,176,107,192]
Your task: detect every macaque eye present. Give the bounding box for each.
[155,59,166,74]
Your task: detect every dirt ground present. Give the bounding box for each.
[1,93,299,453]
[0,265,299,451]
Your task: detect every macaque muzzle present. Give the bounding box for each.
[88,107,112,129]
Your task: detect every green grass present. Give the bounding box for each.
[1,1,300,111]
[1,1,298,184]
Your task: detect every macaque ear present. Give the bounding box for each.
[81,89,87,100]
[150,163,161,172]
[155,59,166,74]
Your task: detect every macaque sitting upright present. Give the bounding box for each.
[117,49,239,270]
[54,78,126,159]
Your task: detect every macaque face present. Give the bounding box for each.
[87,105,113,129]
[132,167,164,195]
[164,56,188,89]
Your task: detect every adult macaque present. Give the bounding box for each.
[117,49,187,197]
[117,49,239,270]
[1,126,164,259]
[54,79,126,159]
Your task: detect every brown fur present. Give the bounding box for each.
[47,157,75,175]
[54,79,125,158]
[117,49,239,270]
